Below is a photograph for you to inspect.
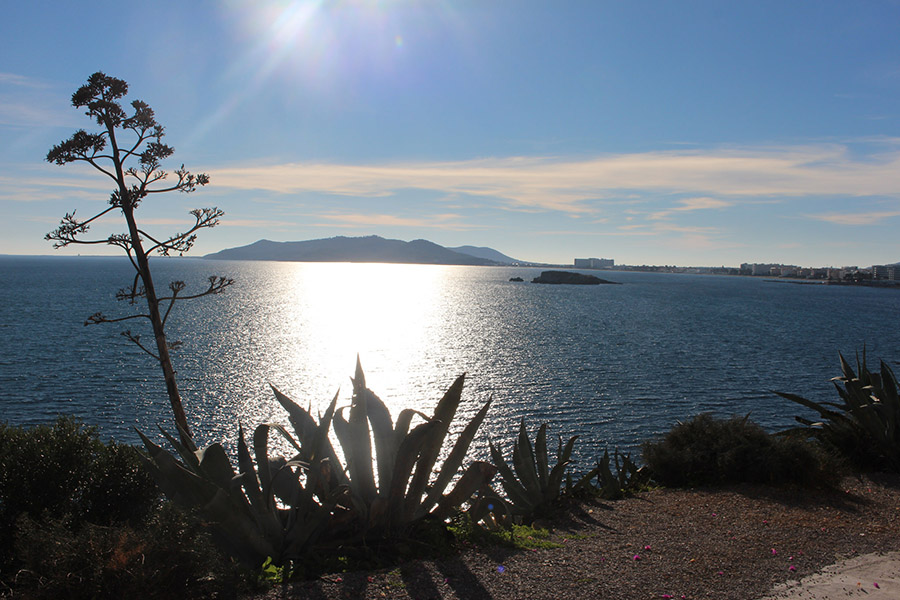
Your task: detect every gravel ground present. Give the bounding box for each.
[246,473,900,600]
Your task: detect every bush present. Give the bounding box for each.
[0,418,159,559]
[11,504,246,600]
[0,418,251,599]
[641,414,840,488]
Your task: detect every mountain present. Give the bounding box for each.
[448,245,520,264]
[202,236,502,266]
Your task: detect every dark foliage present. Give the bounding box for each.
[0,419,251,599]
[777,352,900,473]
[0,418,158,550]
[11,504,245,600]
[641,414,841,488]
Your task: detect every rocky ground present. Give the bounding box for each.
[245,473,900,600]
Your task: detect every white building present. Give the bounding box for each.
[574,257,614,269]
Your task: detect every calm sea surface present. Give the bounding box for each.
[2,256,898,466]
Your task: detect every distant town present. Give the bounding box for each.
[573,257,900,285]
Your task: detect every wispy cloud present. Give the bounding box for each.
[649,196,733,220]
[808,210,900,226]
[0,73,50,88]
[310,212,487,230]
[0,73,80,128]
[208,143,900,215]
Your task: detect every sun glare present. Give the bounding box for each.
[282,262,447,412]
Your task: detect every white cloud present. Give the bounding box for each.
[207,143,900,215]
[649,196,734,220]
[808,210,900,226]
[310,212,487,230]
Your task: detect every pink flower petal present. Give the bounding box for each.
[633,555,641,561]
[789,565,797,572]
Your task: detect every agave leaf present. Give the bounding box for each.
[157,426,201,470]
[394,408,427,448]
[358,379,396,492]
[417,396,493,519]
[347,378,377,504]
[840,352,857,381]
[570,464,601,492]
[433,460,498,520]
[237,424,265,512]
[488,439,535,511]
[272,386,346,485]
[271,384,318,444]
[267,455,304,507]
[200,487,278,567]
[774,390,852,423]
[253,424,276,512]
[136,429,224,508]
[196,443,237,490]
[389,420,441,528]
[302,392,338,500]
[407,374,465,508]
[546,435,578,500]
[512,419,540,494]
[534,423,549,491]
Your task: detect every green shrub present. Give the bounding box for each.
[0,418,251,599]
[0,418,159,563]
[641,414,839,488]
[11,503,247,600]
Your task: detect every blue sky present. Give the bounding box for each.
[2,0,899,266]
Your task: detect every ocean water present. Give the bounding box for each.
[1,255,898,466]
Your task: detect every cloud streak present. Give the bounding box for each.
[808,210,900,226]
[310,212,488,230]
[208,144,900,216]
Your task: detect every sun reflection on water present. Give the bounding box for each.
[280,262,450,413]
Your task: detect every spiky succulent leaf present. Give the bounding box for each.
[546,435,578,502]
[511,419,541,494]
[488,439,535,512]
[390,420,441,528]
[417,396,494,519]
[534,423,549,490]
[407,374,465,506]
[433,460,498,520]
[271,385,346,485]
[237,424,265,512]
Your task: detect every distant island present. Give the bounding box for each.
[202,236,523,266]
[532,270,619,285]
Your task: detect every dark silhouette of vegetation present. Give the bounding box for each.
[138,360,496,568]
[46,72,232,449]
[0,419,253,599]
[641,413,841,488]
[777,351,900,473]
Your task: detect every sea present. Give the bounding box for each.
[1,255,898,467]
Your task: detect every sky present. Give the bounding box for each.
[2,0,900,267]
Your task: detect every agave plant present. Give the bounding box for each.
[139,359,497,566]
[137,393,340,567]
[776,351,900,472]
[328,359,497,536]
[488,420,578,517]
[569,449,646,500]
